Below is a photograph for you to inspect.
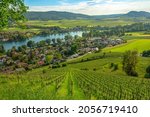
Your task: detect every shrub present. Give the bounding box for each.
[110,63,114,68]
[145,73,150,78]
[81,68,89,71]
[113,64,119,71]
[93,68,97,71]
[142,50,150,57]
[42,69,47,74]
[146,65,150,74]
[62,63,67,67]
[145,65,150,78]
[52,64,61,69]
[130,71,138,77]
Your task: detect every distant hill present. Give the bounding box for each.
[25,11,91,20]
[25,11,150,20]
[124,11,150,18]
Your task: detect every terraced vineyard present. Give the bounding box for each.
[74,70,150,100]
[0,67,150,100]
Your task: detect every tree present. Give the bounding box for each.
[27,41,34,48]
[71,44,78,54]
[122,50,138,77]
[145,65,150,78]
[45,55,53,64]
[0,0,28,29]
[64,35,73,41]
[0,45,5,53]
[46,39,51,45]
[52,38,56,44]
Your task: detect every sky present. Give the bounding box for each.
[24,0,150,15]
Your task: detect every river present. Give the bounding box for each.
[1,31,83,51]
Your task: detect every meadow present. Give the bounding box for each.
[103,39,150,52]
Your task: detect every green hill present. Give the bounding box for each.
[103,39,150,53]
[25,11,150,20]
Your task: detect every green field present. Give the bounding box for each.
[103,39,150,52]
[1,19,136,32]
[26,19,135,28]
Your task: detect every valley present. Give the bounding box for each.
[0,10,150,100]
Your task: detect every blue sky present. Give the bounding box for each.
[24,0,150,15]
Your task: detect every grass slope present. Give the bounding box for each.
[103,39,150,52]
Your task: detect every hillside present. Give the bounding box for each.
[103,39,150,53]
[124,11,150,18]
[25,11,150,20]
[25,11,91,20]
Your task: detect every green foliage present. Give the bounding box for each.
[113,64,119,71]
[45,55,53,64]
[145,65,150,78]
[27,40,34,48]
[142,50,150,57]
[122,50,138,77]
[62,63,67,67]
[0,45,5,53]
[0,0,28,29]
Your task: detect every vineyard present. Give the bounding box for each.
[0,66,150,100]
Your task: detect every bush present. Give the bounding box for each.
[146,65,150,74]
[42,69,47,74]
[130,71,138,77]
[142,50,150,57]
[62,63,67,67]
[145,73,150,78]
[145,65,150,78]
[113,64,119,71]
[110,63,114,68]
[93,68,97,71]
[81,68,89,71]
[52,64,61,69]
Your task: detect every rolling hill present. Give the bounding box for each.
[25,11,150,20]
[25,11,91,20]
[103,39,150,53]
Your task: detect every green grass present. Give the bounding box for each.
[1,27,41,33]
[124,32,150,40]
[103,39,150,52]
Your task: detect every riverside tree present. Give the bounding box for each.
[0,0,28,29]
[122,50,138,77]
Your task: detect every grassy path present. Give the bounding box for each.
[54,70,85,100]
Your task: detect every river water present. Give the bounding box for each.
[1,31,83,51]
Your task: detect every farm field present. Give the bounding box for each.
[25,19,135,28]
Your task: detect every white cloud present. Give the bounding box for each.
[29,0,150,15]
